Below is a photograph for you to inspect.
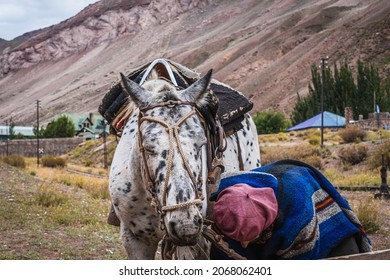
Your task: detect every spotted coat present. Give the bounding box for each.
[109,72,260,259]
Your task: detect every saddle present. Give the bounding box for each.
[99,58,253,228]
[98,58,253,137]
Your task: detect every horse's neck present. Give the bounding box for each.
[118,114,150,197]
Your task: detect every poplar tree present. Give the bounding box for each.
[290,60,388,126]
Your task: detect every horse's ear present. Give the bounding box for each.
[182,69,213,102]
[185,69,219,134]
[120,72,151,107]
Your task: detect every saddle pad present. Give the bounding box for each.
[98,58,253,136]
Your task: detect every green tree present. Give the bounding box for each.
[43,115,75,138]
[8,121,16,139]
[15,133,24,139]
[290,60,388,125]
[356,61,382,118]
[253,111,291,134]
[33,126,45,138]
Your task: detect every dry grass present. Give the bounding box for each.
[0,162,126,259]
[260,142,322,168]
[1,128,389,259]
[25,158,110,200]
[354,197,382,233]
[1,155,26,168]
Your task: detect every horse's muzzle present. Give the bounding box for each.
[167,215,203,246]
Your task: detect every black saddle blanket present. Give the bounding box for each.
[98,58,253,135]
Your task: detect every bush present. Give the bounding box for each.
[338,144,368,165]
[253,111,291,134]
[54,157,66,168]
[369,139,390,169]
[338,126,367,143]
[35,183,69,207]
[353,197,381,234]
[303,155,322,169]
[307,135,321,145]
[41,156,66,168]
[2,155,26,168]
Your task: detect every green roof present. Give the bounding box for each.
[53,113,109,133]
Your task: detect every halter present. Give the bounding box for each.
[137,100,205,216]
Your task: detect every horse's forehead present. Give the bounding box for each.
[140,109,206,170]
[143,79,177,94]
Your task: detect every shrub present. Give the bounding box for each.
[55,157,66,167]
[41,156,66,168]
[303,155,322,169]
[307,135,320,145]
[253,111,291,134]
[35,183,69,207]
[2,155,26,168]
[277,133,288,141]
[338,126,367,143]
[369,139,390,169]
[338,144,368,165]
[353,197,381,234]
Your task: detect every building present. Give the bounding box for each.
[54,113,109,140]
[0,125,35,140]
[345,107,390,130]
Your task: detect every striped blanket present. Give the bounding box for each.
[211,159,372,259]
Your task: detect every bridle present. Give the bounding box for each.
[137,100,205,218]
[137,97,245,260]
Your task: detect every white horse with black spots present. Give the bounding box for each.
[109,69,260,259]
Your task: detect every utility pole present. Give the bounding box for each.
[375,107,390,198]
[36,100,41,167]
[5,119,9,156]
[320,56,328,148]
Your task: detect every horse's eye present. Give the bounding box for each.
[143,146,156,156]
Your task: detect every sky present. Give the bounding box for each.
[0,0,98,40]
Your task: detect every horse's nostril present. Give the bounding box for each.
[193,215,203,227]
[169,220,176,230]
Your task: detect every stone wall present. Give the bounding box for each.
[345,107,390,130]
[0,138,84,157]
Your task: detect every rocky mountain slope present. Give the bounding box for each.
[0,0,389,125]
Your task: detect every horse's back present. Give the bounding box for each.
[223,113,261,171]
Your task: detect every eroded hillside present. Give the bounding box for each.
[0,0,389,125]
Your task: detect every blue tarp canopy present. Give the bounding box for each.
[287,111,345,132]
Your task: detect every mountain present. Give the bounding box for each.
[0,0,389,125]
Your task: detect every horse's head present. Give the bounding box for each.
[120,70,216,246]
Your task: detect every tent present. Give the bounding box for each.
[287,111,345,132]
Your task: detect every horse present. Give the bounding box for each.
[109,66,260,259]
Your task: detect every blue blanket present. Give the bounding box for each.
[211,159,372,259]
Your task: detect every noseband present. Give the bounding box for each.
[138,100,205,216]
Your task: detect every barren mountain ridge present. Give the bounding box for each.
[0,0,389,125]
